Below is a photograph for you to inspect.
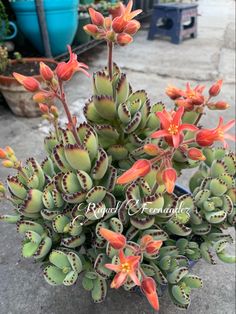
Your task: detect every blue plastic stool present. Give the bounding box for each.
[148,3,198,44]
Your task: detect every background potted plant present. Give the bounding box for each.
[0,45,57,117]
[0,0,17,42]
[9,0,79,56]
[0,1,235,312]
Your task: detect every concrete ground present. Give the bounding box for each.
[0,0,235,313]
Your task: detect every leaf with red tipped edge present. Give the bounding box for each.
[99,227,126,249]
[117,159,151,185]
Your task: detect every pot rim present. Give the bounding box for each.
[0,58,57,85]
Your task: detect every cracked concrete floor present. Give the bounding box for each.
[0,0,235,313]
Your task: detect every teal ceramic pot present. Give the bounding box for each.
[10,0,79,56]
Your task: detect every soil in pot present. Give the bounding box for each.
[1,60,57,77]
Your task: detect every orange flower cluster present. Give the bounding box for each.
[84,0,142,46]
[0,146,18,169]
[117,94,235,194]
[12,46,89,118]
[100,227,162,311]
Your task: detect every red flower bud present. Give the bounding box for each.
[124,20,140,35]
[83,24,99,36]
[33,91,54,103]
[196,129,215,147]
[141,277,159,311]
[175,98,193,110]
[116,33,133,46]
[39,62,54,81]
[100,227,126,250]
[104,17,112,30]
[166,85,183,100]
[187,148,206,161]
[209,79,223,97]
[208,101,230,110]
[117,159,151,184]
[143,144,161,156]
[39,103,49,114]
[5,146,14,157]
[112,16,127,33]
[13,73,40,92]
[89,8,105,26]
[162,168,177,194]
[2,160,14,168]
[50,105,59,118]
[0,148,7,159]
[140,235,163,255]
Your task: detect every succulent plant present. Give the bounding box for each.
[0,1,235,312]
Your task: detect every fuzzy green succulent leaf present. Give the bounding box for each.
[7,176,27,199]
[182,275,203,288]
[61,234,86,248]
[200,243,216,264]
[0,214,20,224]
[91,277,107,303]
[34,236,52,260]
[171,284,190,305]
[116,73,129,104]
[22,241,39,258]
[94,253,112,279]
[17,221,44,235]
[52,215,70,233]
[44,265,65,286]
[92,148,109,180]
[64,144,91,172]
[86,186,106,203]
[67,251,83,272]
[217,249,236,263]
[167,267,189,284]
[209,178,228,196]
[82,276,94,291]
[94,95,116,120]
[94,71,113,97]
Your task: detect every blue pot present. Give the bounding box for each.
[10,0,79,56]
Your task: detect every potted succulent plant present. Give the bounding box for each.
[0,1,235,312]
[0,45,57,117]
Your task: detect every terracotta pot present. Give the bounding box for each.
[0,58,57,118]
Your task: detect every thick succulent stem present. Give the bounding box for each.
[107,41,113,81]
